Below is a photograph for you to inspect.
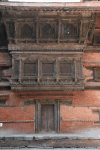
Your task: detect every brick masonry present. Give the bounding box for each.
[0,1,100,136]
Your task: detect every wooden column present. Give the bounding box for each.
[57,100,60,133]
[56,60,59,82]
[79,20,82,44]
[15,21,18,44]
[12,58,15,78]
[35,100,38,133]
[36,19,39,44]
[19,59,22,84]
[37,59,40,83]
[80,58,83,78]
[58,21,61,44]
[74,59,77,84]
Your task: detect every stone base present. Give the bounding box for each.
[0,134,100,148]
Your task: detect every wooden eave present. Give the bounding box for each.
[0,2,100,12]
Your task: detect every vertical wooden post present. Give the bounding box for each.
[93,68,97,81]
[79,20,82,44]
[15,21,18,44]
[37,59,40,83]
[12,58,14,78]
[35,100,38,133]
[56,60,59,82]
[36,19,39,44]
[19,59,22,84]
[57,100,60,133]
[80,58,83,78]
[58,21,60,44]
[74,59,77,84]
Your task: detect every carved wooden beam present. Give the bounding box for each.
[89,13,99,41]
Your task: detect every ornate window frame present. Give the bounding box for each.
[39,59,56,82]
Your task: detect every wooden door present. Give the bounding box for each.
[41,104,54,132]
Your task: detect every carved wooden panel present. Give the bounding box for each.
[60,23,77,39]
[60,63,72,75]
[41,23,54,38]
[11,55,84,90]
[21,24,33,38]
[39,21,57,40]
[41,104,54,132]
[24,63,36,76]
[42,63,54,76]
[35,100,60,133]
[14,60,19,78]
[76,60,82,79]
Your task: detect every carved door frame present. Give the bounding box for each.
[35,99,60,133]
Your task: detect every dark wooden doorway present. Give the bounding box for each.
[41,104,54,132]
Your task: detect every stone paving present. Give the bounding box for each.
[0,132,100,140]
[0,148,100,150]
[0,134,100,149]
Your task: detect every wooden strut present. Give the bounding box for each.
[89,13,99,41]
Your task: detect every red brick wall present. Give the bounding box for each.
[0,106,35,121]
[0,122,35,134]
[0,90,100,133]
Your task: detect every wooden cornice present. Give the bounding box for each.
[1,2,100,12]
[8,43,86,52]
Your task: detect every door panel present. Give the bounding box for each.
[41,104,54,132]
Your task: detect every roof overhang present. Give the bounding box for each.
[0,2,100,12]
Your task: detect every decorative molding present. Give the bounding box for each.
[0,120,34,123]
[61,120,93,122]
[8,44,85,51]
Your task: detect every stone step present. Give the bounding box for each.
[0,134,100,148]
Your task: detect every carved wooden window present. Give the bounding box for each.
[61,24,77,39]
[14,60,19,78]
[0,99,6,106]
[93,68,100,81]
[24,62,37,76]
[21,24,33,38]
[60,63,72,76]
[93,33,100,45]
[39,22,56,39]
[42,63,54,76]
[58,60,74,82]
